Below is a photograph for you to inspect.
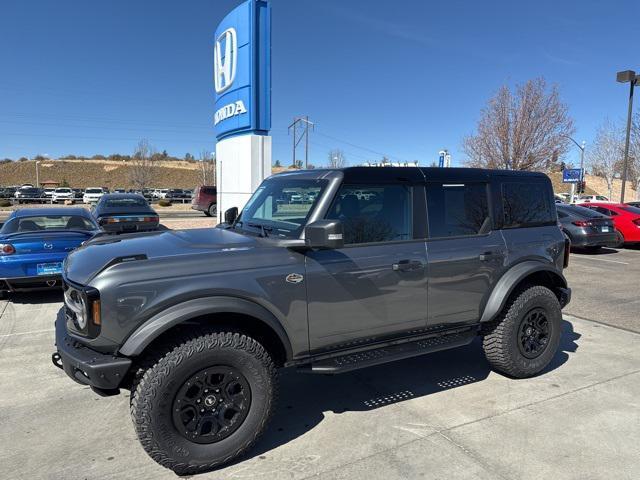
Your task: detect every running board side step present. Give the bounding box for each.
[303,328,476,374]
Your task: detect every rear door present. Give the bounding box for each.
[425,180,507,326]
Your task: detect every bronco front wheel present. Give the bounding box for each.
[130,331,277,475]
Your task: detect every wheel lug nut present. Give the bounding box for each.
[200,409,205,413]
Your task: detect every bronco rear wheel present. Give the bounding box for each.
[130,331,277,475]
[482,285,562,378]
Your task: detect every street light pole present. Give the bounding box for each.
[35,160,40,187]
[617,70,639,203]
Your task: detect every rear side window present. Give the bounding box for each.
[502,182,555,228]
[426,183,490,238]
[202,187,216,195]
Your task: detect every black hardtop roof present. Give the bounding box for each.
[275,166,549,183]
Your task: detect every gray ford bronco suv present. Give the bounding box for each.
[53,167,570,474]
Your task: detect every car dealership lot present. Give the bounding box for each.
[1,249,639,480]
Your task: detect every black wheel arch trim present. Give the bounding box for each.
[118,296,293,359]
[479,261,568,323]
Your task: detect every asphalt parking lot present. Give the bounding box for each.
[1,248,639,480]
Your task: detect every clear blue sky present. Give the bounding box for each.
[0,0,638,167]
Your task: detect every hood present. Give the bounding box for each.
[64,227,257,285]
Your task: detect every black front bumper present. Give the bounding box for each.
[53,310,131,392]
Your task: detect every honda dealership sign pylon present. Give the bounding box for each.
[214,0,272,220]
[213,0,271,140]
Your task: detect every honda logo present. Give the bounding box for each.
[214,27,237,94]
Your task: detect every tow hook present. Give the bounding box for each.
[51,352,63,370]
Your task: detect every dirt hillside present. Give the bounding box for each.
[0,159,202,189]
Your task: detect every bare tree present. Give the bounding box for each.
[327,149,346,168]
[463,78,575,171]
[587,119,623,199]
[198,150,216,185]
[129,139,157,190]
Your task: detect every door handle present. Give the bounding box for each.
[479,252,504,262]
[392,260,424,272]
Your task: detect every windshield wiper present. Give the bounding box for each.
[247,222,272,238]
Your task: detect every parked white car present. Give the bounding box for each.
[42,188,56,198]
[52,187,75,203]
[154,189,169,199]
[83,187,105,204]
[576,195,612,204]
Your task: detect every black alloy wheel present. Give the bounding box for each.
[172,366,251,444]
[517,308,550,359]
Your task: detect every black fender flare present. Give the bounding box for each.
[118,296,293,359]
[479,261,568,323]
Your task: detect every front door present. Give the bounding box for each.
[305,183,428,353]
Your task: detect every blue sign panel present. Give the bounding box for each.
[438,154,445,168]
[562,168,582,183]
[213,0,271,140]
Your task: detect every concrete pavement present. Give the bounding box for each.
[0,289,638,480]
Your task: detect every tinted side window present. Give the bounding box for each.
[502,181,555,228]
[557,210,569,219]
[426,183,490,238]
[326,184,412,244]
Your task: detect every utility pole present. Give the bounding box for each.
[616,69,639,203]
[288,116,314,168]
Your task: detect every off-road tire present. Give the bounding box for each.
[130,331,277,475]
[482,285,561,378]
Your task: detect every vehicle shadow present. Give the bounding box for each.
[229,319,581,469]
[8,290,63,305]
[571,247,619,255]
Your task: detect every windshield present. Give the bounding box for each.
[103,197,148,208]
[1,215,95,233]
[560,205,607,218]
[621,206,640,215]
[237,177,328,238]
[85,188,103,194]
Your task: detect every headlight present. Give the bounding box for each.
[64,286,100,336]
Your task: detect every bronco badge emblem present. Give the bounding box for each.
[285,273,304,284]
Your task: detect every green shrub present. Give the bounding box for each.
[158,199,172,207]
[0,199,11,207]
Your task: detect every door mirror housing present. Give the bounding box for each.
[224,207,238,225]
[305,220,344,249]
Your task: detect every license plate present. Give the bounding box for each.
[601,226,610,232]
[37,262,63,275]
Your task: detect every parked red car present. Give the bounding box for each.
[191,185,217,217]
[582,202,640,246]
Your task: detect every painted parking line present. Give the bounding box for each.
[0,328,54,338]
[571,255,629,265]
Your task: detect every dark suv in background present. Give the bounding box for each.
[191,185,217,216]
[53,167,570,475]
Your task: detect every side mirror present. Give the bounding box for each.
[305,220,344,249]
[224,207,238,225]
